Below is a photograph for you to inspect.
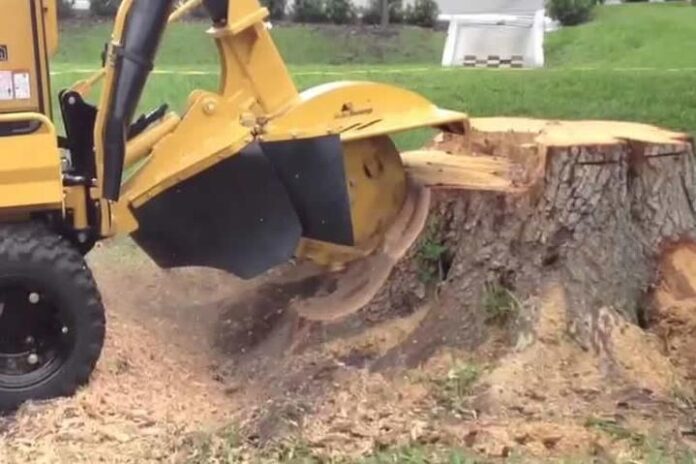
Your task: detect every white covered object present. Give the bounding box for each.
[440,10,546,68]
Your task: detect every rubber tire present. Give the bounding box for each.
[0,222,105,412]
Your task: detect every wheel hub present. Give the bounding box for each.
[0,281,74,389]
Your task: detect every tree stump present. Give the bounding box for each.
[371,118,696,369]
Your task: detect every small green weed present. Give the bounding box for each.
[265,438,322,463]
[183,426,241,464]
[416,222,449,284]
[357,445,483,464]
[584,417,645,448]
[481,282,519,325]
[671,385,696,409]
[642,438,696,464]
[433,362,482,417]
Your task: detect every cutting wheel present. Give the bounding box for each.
[292,180,431,322]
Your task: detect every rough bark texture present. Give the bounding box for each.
[368,118,696,369]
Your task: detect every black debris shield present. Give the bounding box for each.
[131,137,354,279]
[131,144,302,279]
[261,135,354,246]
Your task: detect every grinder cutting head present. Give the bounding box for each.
[95,0,534,323]
[291,180,432,322]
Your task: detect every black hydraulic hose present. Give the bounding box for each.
[102,0,175,201]
[202,0,229,24]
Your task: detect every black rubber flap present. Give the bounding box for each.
[131,144,302,279]
[202,0,228,23]
[261,136,354,246]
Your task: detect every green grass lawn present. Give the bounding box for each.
[546,2,696,69]
[55,21,445,67]
[51,2,696,148]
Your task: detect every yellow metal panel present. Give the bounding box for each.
[33,0,53,115]
[124,112,180,169]
[119,92,253,212]
[0,0,48,114]
[343,137,406,248]
[42,0,59,57]
[0,114,62,210]
[297,137,407,267]
[212,3,298,115]
[262,81,468,142]
[63,186,89,229]
[294,238,368,268]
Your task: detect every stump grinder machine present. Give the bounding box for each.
[0,0,527,409]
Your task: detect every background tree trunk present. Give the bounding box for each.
[381,0,390,27]
[369,118,696,369]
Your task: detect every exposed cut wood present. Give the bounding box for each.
[402,150,526,192]
[370,117,696,367]
[470,117,691,147]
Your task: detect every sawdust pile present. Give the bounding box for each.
[0,243,248,464]
[3,241,696,462]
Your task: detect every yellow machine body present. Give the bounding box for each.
[0,0,62,216]
[93,0,468,274]
[0,0,56,116]
[1,0,470,277]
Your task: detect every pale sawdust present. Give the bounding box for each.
[0,311,233,464]
[483,285,676,418]
[652,244,696,388]
[294,246,696,460]
[4,240,696,462]
[0,241,246,464]
[322,305,430,361]
[295,281,684,460]
[448,420,604,459]
[301,369,434,458]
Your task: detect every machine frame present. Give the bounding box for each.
[0,0,471,410]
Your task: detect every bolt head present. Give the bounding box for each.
[28,292,40,304]
[27,354,39,365]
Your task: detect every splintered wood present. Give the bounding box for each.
[401,150,523,192]
[295,118,692,326]
[402,117,692,195]
[370,116,696,368]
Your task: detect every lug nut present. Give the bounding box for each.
[28,292,40,304]
[61,326,69,334]
[27,354,39,365]
[25,336,34,345]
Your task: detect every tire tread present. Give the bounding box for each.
[0,222,105,411]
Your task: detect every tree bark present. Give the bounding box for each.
[380,0,390,27]
[369,118,696,369]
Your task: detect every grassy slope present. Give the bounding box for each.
[546,2,696,68]
[53,3,696,148]
[55,21,445,67]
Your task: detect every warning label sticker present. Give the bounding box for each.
[0,71,13,101]
[12,72,30,100]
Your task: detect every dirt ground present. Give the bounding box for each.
[2,238,696,463]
